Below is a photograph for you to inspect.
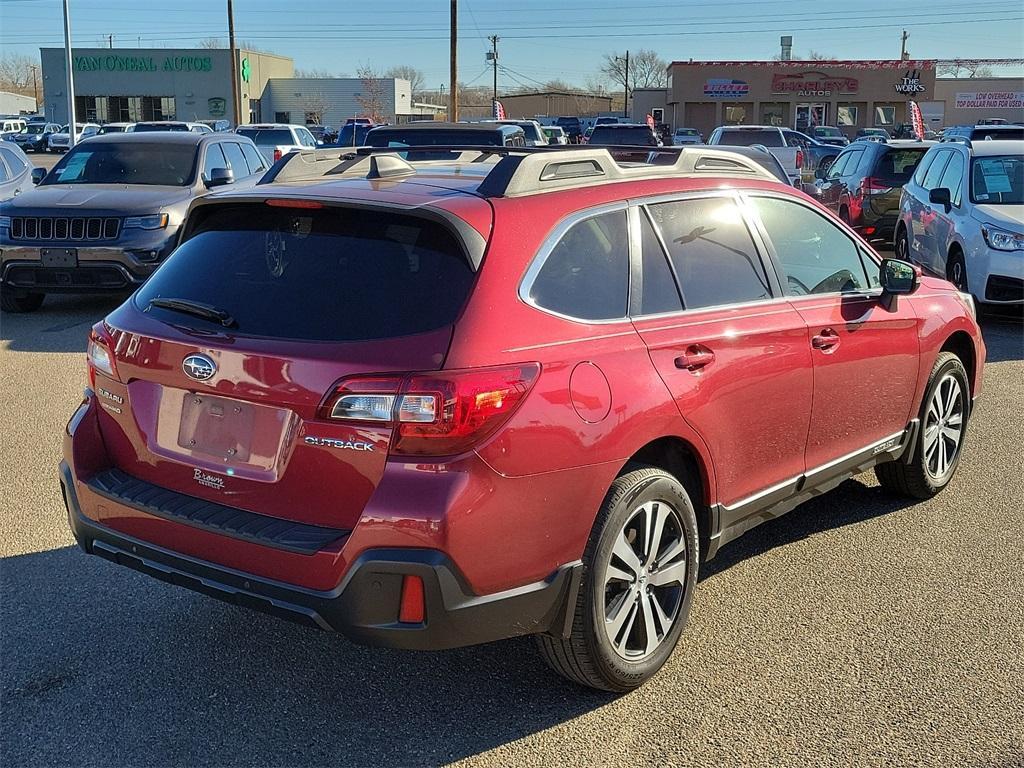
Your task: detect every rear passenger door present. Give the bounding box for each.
[746,193,920,472]
[629,193,814,515]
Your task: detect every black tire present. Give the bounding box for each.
[894,225,911,262]
[946,248,968,293]
[839,206,851,225]
[0,288,44,313]
[537,465,699,692]
[876,352,970,499]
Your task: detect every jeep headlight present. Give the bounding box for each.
[123,213,169,230]
[981,225,1024,252]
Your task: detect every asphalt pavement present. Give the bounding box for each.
[2,291,1023,768]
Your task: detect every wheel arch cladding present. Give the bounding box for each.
[940,331,976,397]
[619,436,712,560]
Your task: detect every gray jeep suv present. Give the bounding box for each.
[0,131,268,312]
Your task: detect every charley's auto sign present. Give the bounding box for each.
[771,71,859,97]
[74,55,213,73]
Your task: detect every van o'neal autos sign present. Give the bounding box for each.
[954,92,1024,110]
[74,55,213,73]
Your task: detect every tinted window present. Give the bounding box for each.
[874,148,928,184]
[366,128,504,147]
[938,153,965,206]
[136,205,474,342]
[44,142,197,186]
[751,196,873,295]
[839,149,864,176]
[718,130,784,147]
[647,197,770,310]
[912,150,938,185]
[825,152,851,180]
[529,211,629,320]
[201,144,228,183]
[588,126,658,146]
[220,142,249,176]
[0,147,27,174]
[921,150,952,190]
[240,142,267,175]
[638,211,683,315]
[970,127,1024,140]
[236,128,294,146]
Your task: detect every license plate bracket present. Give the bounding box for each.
[177,393,255,463]
[40,248,78,268]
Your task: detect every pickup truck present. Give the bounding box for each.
[235,123,319,164]
[707,125,802,187]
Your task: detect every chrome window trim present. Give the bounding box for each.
[517,200,633,326]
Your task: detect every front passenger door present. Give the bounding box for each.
[747,194,920,471]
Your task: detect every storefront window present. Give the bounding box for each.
[874,105,895,126]
[837,106,858,127]
[724,105,747,124]
[128,97,143,122]
[760,103,785,127]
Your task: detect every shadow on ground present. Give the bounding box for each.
[1,294,124,353]
[2,476,917,767]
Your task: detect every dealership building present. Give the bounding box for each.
[632,60,1023,137]
[39,47,425,126]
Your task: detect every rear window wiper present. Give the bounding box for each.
[146,297,237,328]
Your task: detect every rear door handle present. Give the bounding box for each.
[674,345,715,372]
[811,328,840,351]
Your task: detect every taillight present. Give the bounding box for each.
[795,149,804,170]
[86,323,118,388]
[861,176,895,195]
[273,148,283,162]
[319,363,541,457]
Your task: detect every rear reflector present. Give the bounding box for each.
[863,226,877,236]
[265,198,324,209]
[399,575,425,624]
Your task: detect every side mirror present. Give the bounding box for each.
[879,258,920,310]
[929,187,952,211]
[31,167,46,185]
[206,167,234,188]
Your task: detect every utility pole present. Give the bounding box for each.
[900,29,909,60]
[488,35,499,103]
[108,34,112,49]
[449,0,458,122]
[62,0,76,148]
[30,65,39,107]
[623,49,629,118]
[228,0,240,126]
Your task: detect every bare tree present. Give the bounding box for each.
[771,49,836,61]
[198,37,272,53]
[296,68,341,78]
[355,64,387,123]
[601,49,668,96]
[0,53,39,97]
[584,76,610,96]
[937,61,994,78]
[300,90,328,126]
[198,37,225,49]
[386,65,425,98]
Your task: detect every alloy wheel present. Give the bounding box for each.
[923,373,965,480]
[602,500,689,660]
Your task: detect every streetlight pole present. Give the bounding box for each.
[449,0,458,122]
[228,0,240,126]
[62,0,77,148]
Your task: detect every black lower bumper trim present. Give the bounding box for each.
[61,462,582,650]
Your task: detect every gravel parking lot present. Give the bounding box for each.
[2,292,1022,767]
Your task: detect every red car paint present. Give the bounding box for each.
[62,163,986,642]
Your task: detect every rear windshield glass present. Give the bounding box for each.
[589,126,657,145]
[134,124,188,132]
[971,128,1024,140]
[874,148,928,183]
[814,127,843,137]
[135,205,474,342]
[43,142,197,186]
[718,130,784,147]
[366,129,503,147]
[236,128,294,146]
[676,129,699,136]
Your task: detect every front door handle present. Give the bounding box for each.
[811,328,840,352]
[674,345,715,372]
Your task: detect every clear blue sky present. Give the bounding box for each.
[2,0,1022,90]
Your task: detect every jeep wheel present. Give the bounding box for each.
[0,289,44,313]
[876,352,969,499]
[537,466,699,692]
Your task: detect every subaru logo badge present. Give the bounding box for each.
[182,354,217,382]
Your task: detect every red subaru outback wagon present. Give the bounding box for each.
[61,146,985,691]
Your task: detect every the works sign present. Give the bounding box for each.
[74,55,213,73]
[772,71,859,97]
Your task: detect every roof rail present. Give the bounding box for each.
[941,135,972,147]
[261,145,783,197]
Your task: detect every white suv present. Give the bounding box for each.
[235,124,319,164]
[895,139,1023,307]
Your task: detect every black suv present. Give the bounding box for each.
[813,139,935,240]
[0,132,269,312]
[588,123,662,147]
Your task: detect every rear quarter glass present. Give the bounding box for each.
[135,204,475,342]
